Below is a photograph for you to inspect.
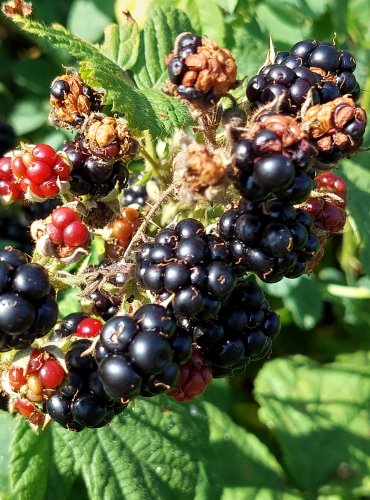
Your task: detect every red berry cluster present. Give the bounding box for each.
[8,144,70,200]
[305,172,347,234]
[168,349,212,402]
[110,207,141,248]
[47,206,89,247]
[7,348,66,426]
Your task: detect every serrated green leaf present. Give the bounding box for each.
[100,20,140,70]
[132,6,192,90]
[339,158,370,276]
[12,16,193,138]
[201,401,296,498]
[177,0,225,45]
[9,420,77,500]
[255,355,370,495]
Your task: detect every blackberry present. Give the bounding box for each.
[137,218,236,320]
[166,33,238,104]
[218,199,320,282]
[302,97,366,167]
[61,139,129,198]
[49,74,102,127]
[46,340,127,430]
[232,114,315,203]
[97,304,192,400]
[84,290,121,320]
[185,281,280,377]
[247,40,360,112]
[122,175,147,207]
[0,249,58,352]
[0,119,15,156]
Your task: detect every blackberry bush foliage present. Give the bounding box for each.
[0,2,369,499]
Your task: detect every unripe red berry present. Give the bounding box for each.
[51,207,79,229]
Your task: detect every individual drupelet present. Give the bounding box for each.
[166,33,238,104]
[218,198,320,282]
[246,40,360,113]
[96,304,192,400]
[0,248,58,352]
[136,218,237,320]
[232,114,316,204]
[183,281,280,378]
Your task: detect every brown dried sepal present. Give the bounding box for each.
[2,0,32,17]
[49,74,102,128]
[303,97,367,164]
[173,141,230,205]
[81,114,140,160]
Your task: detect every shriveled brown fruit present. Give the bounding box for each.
[303,97,367,168]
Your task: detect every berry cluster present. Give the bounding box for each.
[46,340,126,430]
[97,304,192,400]
[166,33,238,104]
[168,348,212,402]
[173,141,230,205]
[46,206,90,248]
[219,199,319,282]
[109,207,141,249]
[49,74,102,127]
[61,139,128,198]
[0,156,24,201]
[247,40,360,112]
[137,218,236,319]
[302,97,366,166]
[3,144,70,202]
[186,281,280,377]
[232,114,315,204]
[0,248,58,352]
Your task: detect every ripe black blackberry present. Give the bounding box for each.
[232,114,315,204]
[165,33,238,104]
[46,339,126,430]
[0,119,15,156]
[136,219,237,320]
[0,248,58,352]
[183,281,280,378]
[247,40,360,112]
[60,139,128,198]
[122,175,147,207]
[218,199,320,282]
[97,304,192,400]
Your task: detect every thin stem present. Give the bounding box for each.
[123,182,178,259]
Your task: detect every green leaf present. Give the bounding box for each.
[57,287,82,317]
[132,6,192,90]
[0,412,15,497]
[214,0,239,14]
[100,20,140,70]
[255,355,370,495]
[9,420,76,500]
[201,402,297,498]
[12,16,193,139]
[9,99,49,136]
[177,0,225,45]
[339,158,370,275]
[263,276,324,330]
[67,0,115,43]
